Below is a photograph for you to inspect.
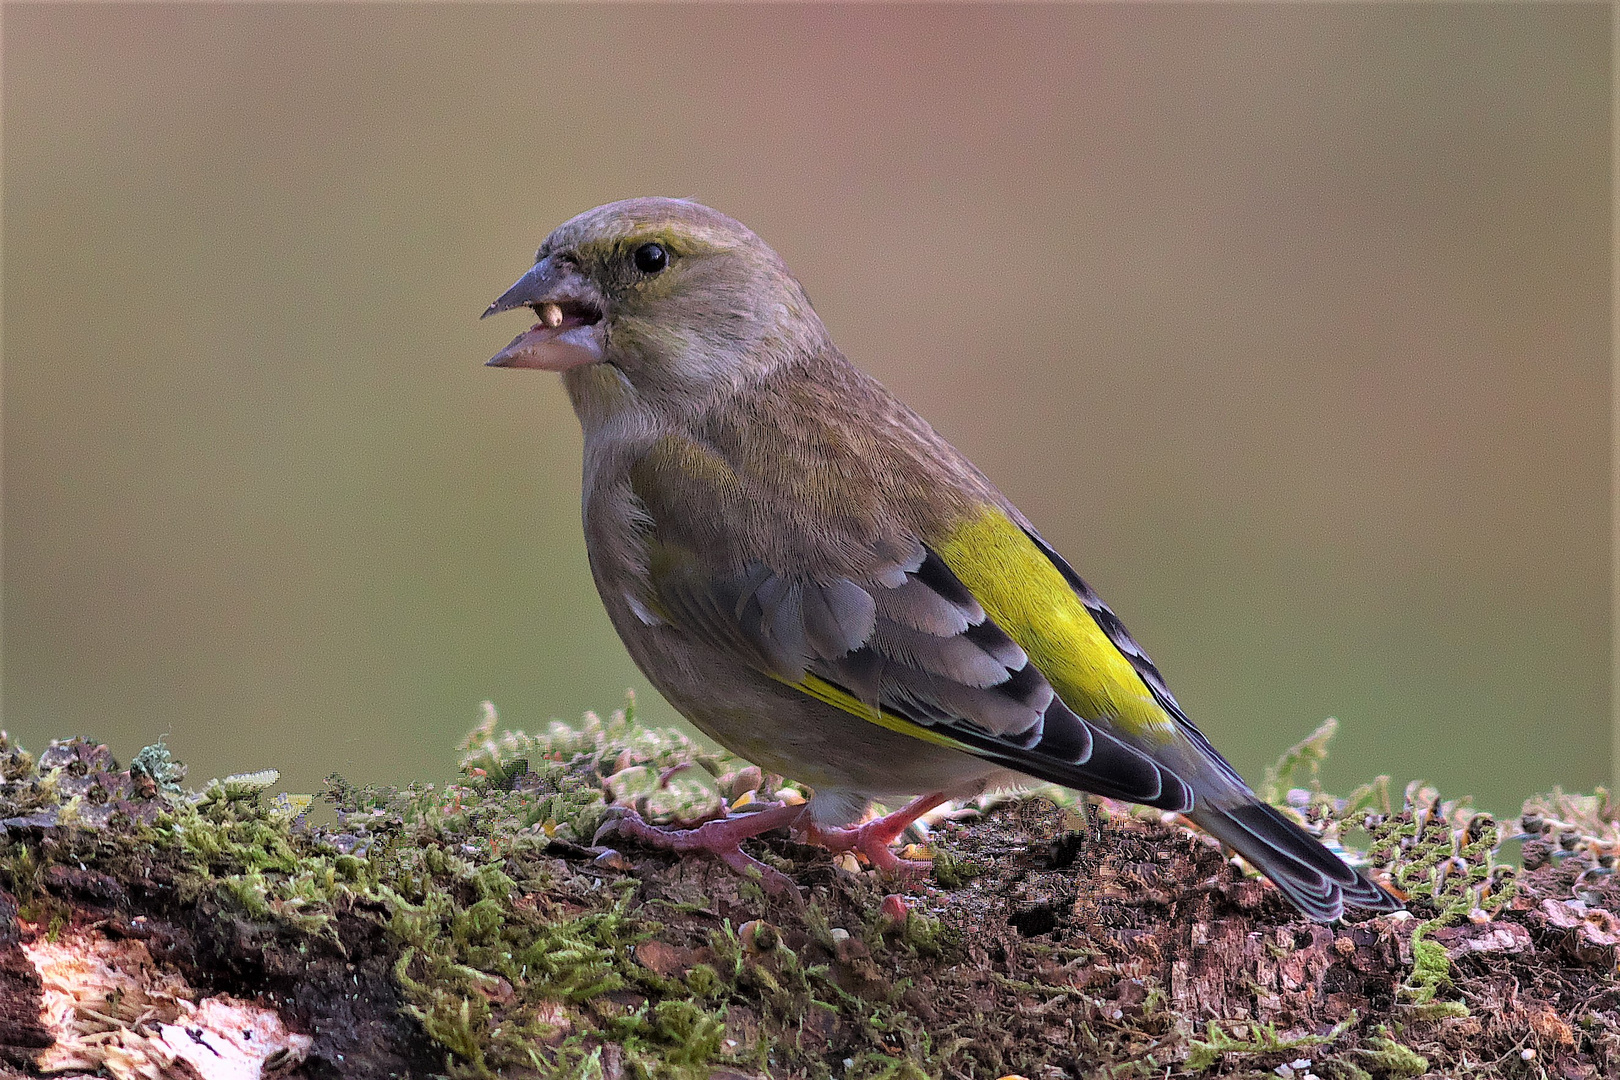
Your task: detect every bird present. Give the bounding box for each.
[482,197,1401,922]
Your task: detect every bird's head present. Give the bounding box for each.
[482,198,825,407]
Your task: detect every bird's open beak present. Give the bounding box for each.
[481,255,607,370]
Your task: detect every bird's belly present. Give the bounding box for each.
[681,691,989,797]
[614,610,998,799]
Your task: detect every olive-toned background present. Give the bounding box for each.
[4,4,1609,815]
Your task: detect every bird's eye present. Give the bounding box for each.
[632,242,668,274]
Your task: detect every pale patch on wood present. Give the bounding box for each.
[21,928,310,1079]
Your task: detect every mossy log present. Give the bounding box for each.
[0,705,1615,1080]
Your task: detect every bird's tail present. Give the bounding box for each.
[1189,795,1402,923]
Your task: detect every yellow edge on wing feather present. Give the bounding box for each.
[784,673,973,752]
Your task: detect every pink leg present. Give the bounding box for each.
[594,802,807,894]
[796,791,953,875]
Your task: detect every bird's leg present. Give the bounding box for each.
[796,791,953,875]
[594,801,808,895]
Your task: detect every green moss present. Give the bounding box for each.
[1357,785,1518,1018]
[927,847,983,889]
[1402,927,1454,1010]
[0,708,1601,1079]
[1352,1028,1429,1077]
[891,909,952,959]
[1314,1062,1375,1080]
[1258,717,1340,808]
[1185,1015,1355,1071]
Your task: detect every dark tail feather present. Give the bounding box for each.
[1190,798,1402,922]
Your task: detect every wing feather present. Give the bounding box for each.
[646,532,1194,812]
[801,578,877,657]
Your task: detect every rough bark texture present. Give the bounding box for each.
[0,713,1615,1079]
[0,888,51,1070]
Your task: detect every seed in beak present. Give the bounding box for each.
[539,302,564,329]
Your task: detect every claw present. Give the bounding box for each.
[797,791,952,878]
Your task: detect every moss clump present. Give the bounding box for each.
[1358,782,1519,1021]
[128,739,187,796]
[1185,1015,1356,1071]
[926,846,984,889]
[1352,1027,1430,1077]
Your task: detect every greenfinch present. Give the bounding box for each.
[484,198,1399,922]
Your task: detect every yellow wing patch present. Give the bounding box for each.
[782,673,975,752]
[931,507,1177,740]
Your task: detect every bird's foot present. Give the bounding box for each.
[593,801,807,896]
[796,791,953,876]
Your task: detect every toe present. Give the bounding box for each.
[592,805,646,845]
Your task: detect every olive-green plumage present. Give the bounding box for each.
[484,197,1400,922]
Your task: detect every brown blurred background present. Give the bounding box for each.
[4,4,1609,815]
